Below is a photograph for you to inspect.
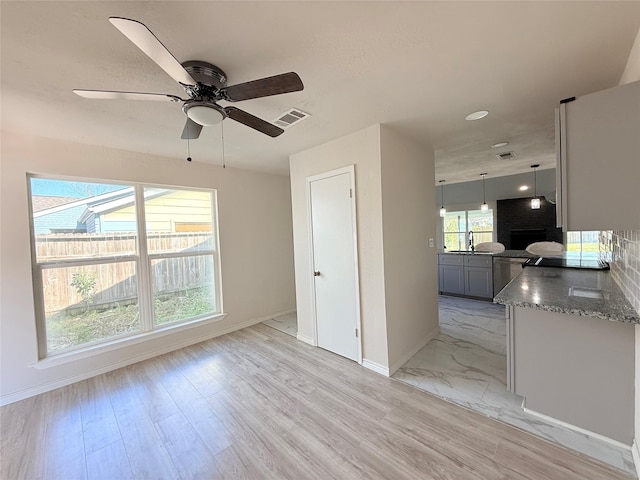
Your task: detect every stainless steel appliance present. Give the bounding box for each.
[493,257,527,296]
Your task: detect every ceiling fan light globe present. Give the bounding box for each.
[186,105,224,126]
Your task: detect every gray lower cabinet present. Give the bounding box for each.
[439,264,465,295]
[438,254,493,299]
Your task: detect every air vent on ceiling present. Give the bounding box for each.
[496,151,517,161]
[273,108,309,129]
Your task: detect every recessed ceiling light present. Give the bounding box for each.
[465,110,489,121]
[519,185,529,191]
[491,141,509,149]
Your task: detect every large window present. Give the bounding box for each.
[443,209,494,251]
[29,176,221,357]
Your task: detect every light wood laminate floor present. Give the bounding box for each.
[1,323,634,480]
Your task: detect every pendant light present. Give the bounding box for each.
[530,164,541,209]
[480,173,489,211]
[439,180,446,217]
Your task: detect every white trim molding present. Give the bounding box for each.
[522,402,633,452]
[632,439,640,480]
[32,313,229,369]
[0,309,293,407]
[296,332,315,345]
[388,325,440,376]
[306,165,362,363]
[362,358,390,377]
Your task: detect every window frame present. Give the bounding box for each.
[442,208,495,251]
[28,174,224,360]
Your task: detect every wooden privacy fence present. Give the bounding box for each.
[36,233,214,314]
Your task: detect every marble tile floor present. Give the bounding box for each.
[262,311,297,337]
[392,295,636,476]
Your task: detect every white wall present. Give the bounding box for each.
[617,23,640,472]
[379,126,439,373]
[0,131,296,404]
[620,26,640,86]
[289,125,389,368]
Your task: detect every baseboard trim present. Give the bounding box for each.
[632,439,640,479]
[0,309,292,407]
[296,332,315,345]
[522,402,632,451]
[388,325,440,376]
[362,358,390,377]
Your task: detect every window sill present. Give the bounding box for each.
[31,312,228,369]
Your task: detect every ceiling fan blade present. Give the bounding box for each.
[73,89,182,102]
[222,72,303,102]
[225,106,284,137]
[109,17,197,87]
[181,118,203,140]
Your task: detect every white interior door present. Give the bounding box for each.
[309,168,360,362]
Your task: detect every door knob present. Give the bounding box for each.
[314,271,321,277]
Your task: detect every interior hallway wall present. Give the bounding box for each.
[289,125,389,369]
[289,124,438,373]
[380,126,439,373]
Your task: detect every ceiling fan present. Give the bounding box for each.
[73,17,304,138]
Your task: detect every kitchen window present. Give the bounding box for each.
[29,176,222,358]
[566,230,611,254]
[443,209,494,251]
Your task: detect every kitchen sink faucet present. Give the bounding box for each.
[469,231,474,252]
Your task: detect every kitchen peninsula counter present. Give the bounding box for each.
[494,266,640,324]
[439,249,537,258]
[493,265,636,445]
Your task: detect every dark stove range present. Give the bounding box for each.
[523,257,610,270]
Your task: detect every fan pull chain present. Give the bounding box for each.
[222,120,226,169]
[186,123,192,162]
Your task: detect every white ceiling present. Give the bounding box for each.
[2,2,639,183]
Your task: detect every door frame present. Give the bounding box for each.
[306,165,362,364]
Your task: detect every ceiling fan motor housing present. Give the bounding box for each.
[182,61,227,86]
[180,62,229,126]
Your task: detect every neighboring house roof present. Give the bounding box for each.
[32,187,135,234]
[33,187,134,219]
[77,188,168,223]
[31,196,77,213]
[32,204,89,235]
[33,188,193,234]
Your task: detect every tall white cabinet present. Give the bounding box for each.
[555,80,640,231]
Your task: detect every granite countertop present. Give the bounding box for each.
[494,267,640,324]
[439,249,537,258]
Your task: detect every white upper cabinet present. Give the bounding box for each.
[555,80,640,231]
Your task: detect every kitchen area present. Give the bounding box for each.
[438,249,533,300]
[394,79,640,476]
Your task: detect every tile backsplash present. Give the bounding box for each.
[605,230,640,314]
